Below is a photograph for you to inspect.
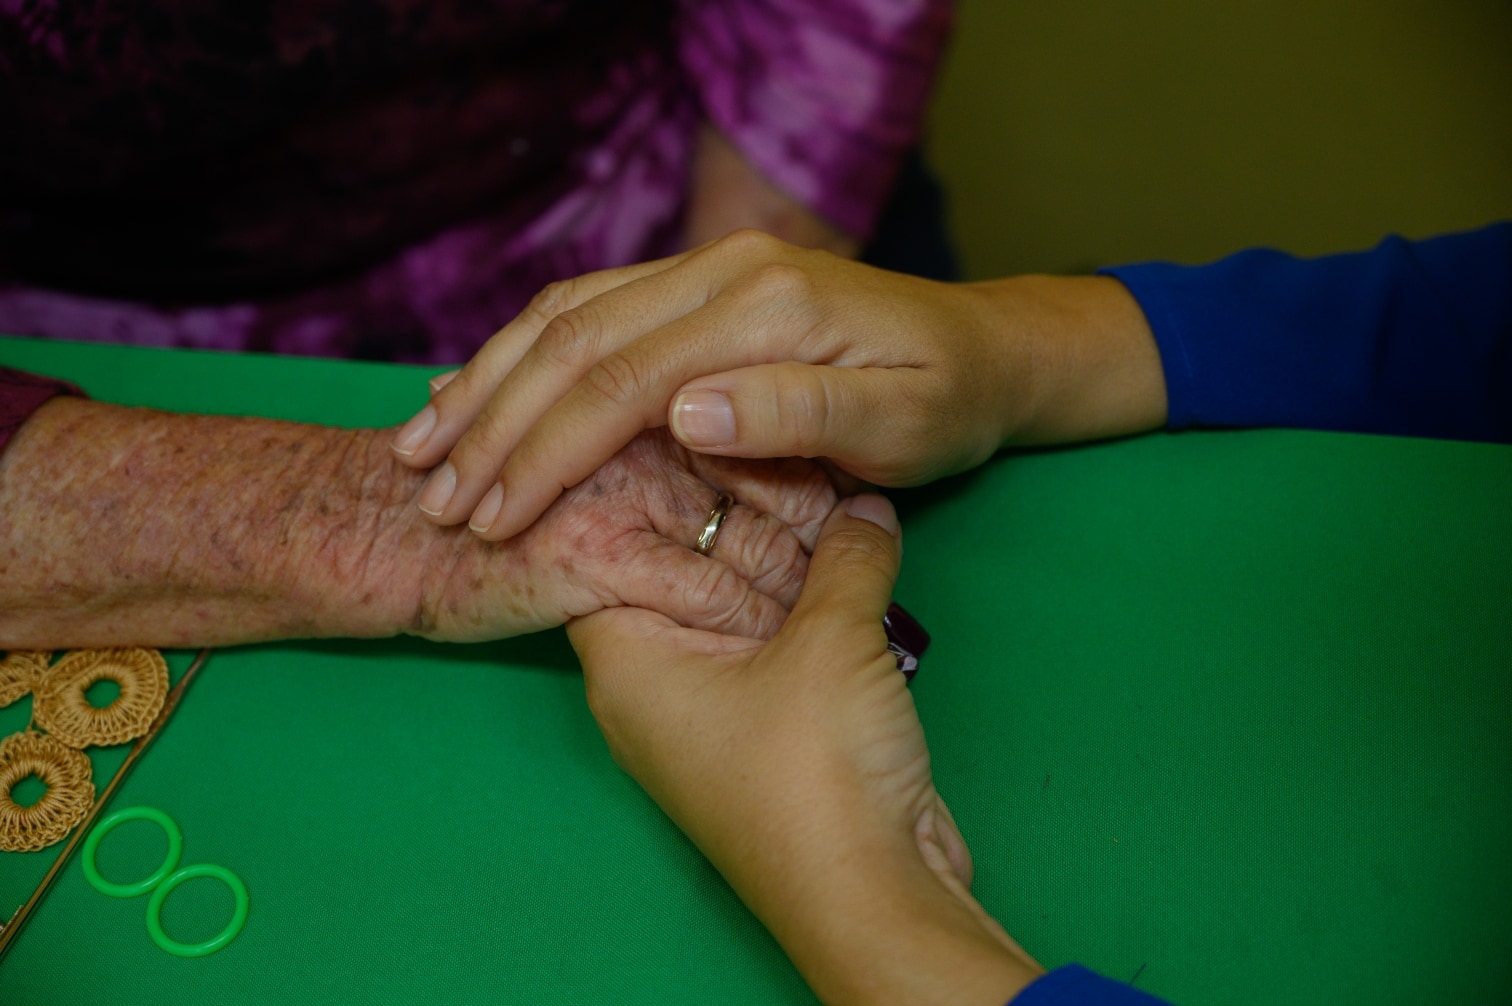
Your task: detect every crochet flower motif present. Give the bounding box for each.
[0,651,51,709]
[0,648,170,852]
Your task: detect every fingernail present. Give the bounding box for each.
[391,405,436,456]
[671,390,736,447]
[845,494,899,535]
[428,369,461,395]
[469,483,504,534]
[915,821,951,874]
[416,462,456,516]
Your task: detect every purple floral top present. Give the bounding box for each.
[0,1,952,363]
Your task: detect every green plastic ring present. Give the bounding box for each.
[82,806,183,898]
[145,863,249,958]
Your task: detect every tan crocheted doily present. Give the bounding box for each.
[0,731,94,852]
[32,647,169,748]
[0,651,52,708]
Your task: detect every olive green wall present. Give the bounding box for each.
[927,2,1512,279]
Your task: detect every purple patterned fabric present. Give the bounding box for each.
[0,1,951,364]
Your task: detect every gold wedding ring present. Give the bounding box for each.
[694,493,734,556]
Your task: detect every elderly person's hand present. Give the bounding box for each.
[0,397,833,649]
[388,230,1167,540]
[568,495,1043,1006]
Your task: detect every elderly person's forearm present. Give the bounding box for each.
[0,397,830,649]
[1,397,464,647]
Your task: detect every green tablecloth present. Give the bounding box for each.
[3,336,1509,1004]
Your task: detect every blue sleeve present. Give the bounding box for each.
[1100,222,1512,443]
[1011,964,1172,1005]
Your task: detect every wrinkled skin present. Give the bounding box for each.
[0,398,836,649]
[418,428,837,643]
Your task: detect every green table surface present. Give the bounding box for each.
[2,336,1510,1004]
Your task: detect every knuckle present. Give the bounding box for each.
[785,471,839,543]
[731,511,780,565]
[733,511,786,572]
[770,368,832,454]
[681,562,748,632]
[824,526,895,578]
[716,227,783,259]
[450,407,514,468]
[535,309,596,372]
[525,279,576,325]
[739,514,807,604]
[743,261,813,304]
[582,351,649,409]
[501,429,552,480]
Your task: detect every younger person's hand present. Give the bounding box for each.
[391,231,1165,541]
[568,495,1043,1005]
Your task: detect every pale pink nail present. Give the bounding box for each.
[428,370,462,395]
[469,484,505,534]
[391,405,436,456]
[416,462,456,516]
[845,494,899,535]
[671,390,736,447]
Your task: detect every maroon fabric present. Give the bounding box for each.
[884,600,930,680]
[0,366,83,455]
[0,1,954,365]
